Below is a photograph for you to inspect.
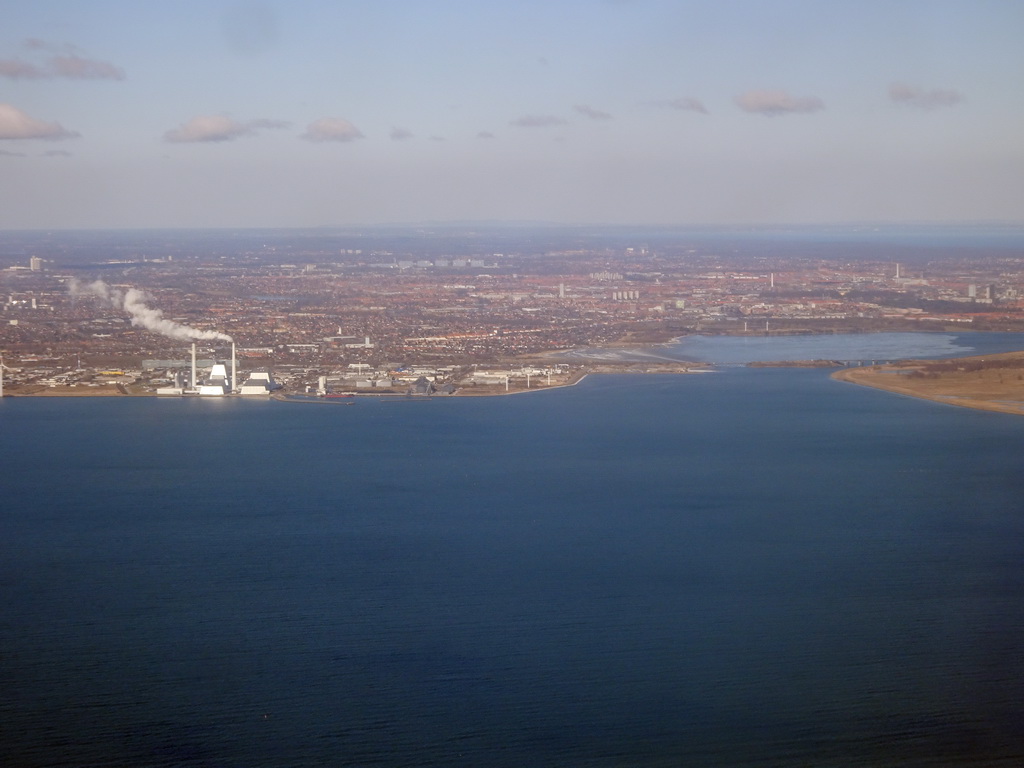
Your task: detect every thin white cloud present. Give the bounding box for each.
[164,115,251,143]
[654,96,708,114]
[429,135,446,142]
[163,115,285,143]
[48,55,124,80]
[0,41,125,80]
[510,114,567,128]
[0,148,27,157]
[42,149,72,157]
[736,90,824,116]
[301,117,364,142]
[0,58,45,78]
[574,104,613,120]
[889,83,963,110]
[390,126,413,141]
[0,103,79,140]
[477,131,495,139]
[247,118,290,130]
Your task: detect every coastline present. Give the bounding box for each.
[2,360,708,399]
[832,351,1024,416]
[7,334,1024,414]
[2,385,131,397]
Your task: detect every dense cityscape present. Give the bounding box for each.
[2,225,1024,397]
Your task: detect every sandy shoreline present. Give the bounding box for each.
[2,385,131,397]
[832,351,1024,416]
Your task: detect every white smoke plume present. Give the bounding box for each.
[70,279,232,342]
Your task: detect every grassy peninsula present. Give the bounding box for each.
[833,351,1024,416]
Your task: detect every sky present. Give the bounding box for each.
[1,0,1022,230]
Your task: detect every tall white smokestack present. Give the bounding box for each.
[191,343,197,390]
[231,342,237,394]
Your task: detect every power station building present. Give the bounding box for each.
[155,342,279,396]
[197,363,232,396]
[238,371,278,395]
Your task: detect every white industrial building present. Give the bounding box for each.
[238,370,279,395]
[197,363,231,396]
[156,342,279,396]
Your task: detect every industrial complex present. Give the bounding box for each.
[154,342,279,396]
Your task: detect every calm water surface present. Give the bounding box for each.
[564,331,1024,365]
[2,351,1024,766]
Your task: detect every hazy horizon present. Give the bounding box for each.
[4,220,1024,236]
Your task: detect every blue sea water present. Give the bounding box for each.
[3,342,1024,766]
